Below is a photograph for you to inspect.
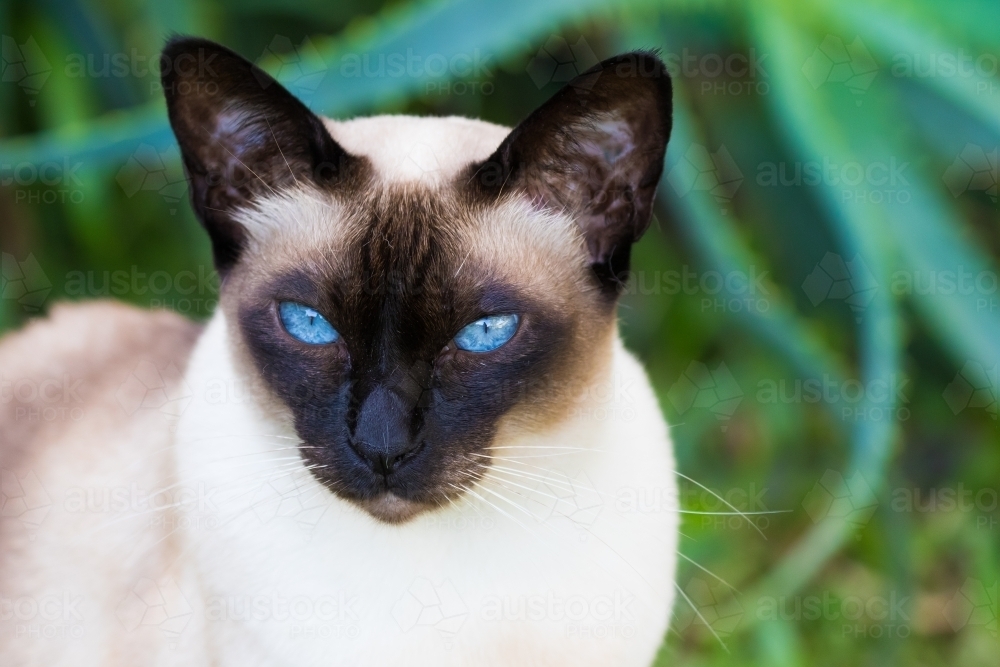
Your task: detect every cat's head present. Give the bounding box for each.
[162,37,672,523]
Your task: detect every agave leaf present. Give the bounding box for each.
[0,0,628,166]
[666,95,852,391]
[833,0,1000,141]
[621,12,852,398]
[735,3,904,606]
[47,0,142,109]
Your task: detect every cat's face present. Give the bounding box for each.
[223,179,603,522]
[162,38,672,522]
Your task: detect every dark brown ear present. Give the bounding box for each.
[471,51,672,294]
[161,36,358,273]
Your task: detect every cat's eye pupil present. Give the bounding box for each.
[279,301,340,345]
[454,314,519,353]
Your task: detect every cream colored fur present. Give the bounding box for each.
[0,115,678,666]
[326,115,510,184]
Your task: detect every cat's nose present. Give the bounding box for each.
[351,439,425,477]
[350,385,422,476]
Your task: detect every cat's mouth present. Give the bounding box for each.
[358,493,429,524]
[300,441,483,524]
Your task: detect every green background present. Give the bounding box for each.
[1,0,997,664]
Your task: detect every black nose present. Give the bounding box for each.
[350,385,422,476]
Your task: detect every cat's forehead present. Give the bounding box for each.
[325,115,512,185]
[234,181,589,306]
[232,115,591,298]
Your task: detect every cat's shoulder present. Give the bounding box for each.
[0,300,200,371]
[0,301,201,460]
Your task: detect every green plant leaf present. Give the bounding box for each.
[0,0,630,166]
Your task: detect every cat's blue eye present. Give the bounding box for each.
[453,314,519,353]
[278,301,340,345]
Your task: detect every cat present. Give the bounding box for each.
[0,37,678,666]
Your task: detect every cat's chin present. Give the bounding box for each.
[358,493,430,524]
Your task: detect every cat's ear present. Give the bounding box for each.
[472,51,672,293]
[161,37,357,272]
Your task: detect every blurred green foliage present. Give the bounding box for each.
[1,0,997,665]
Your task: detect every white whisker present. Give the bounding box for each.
[674,581,729,652]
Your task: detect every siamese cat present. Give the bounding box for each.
[0,37,677,666]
